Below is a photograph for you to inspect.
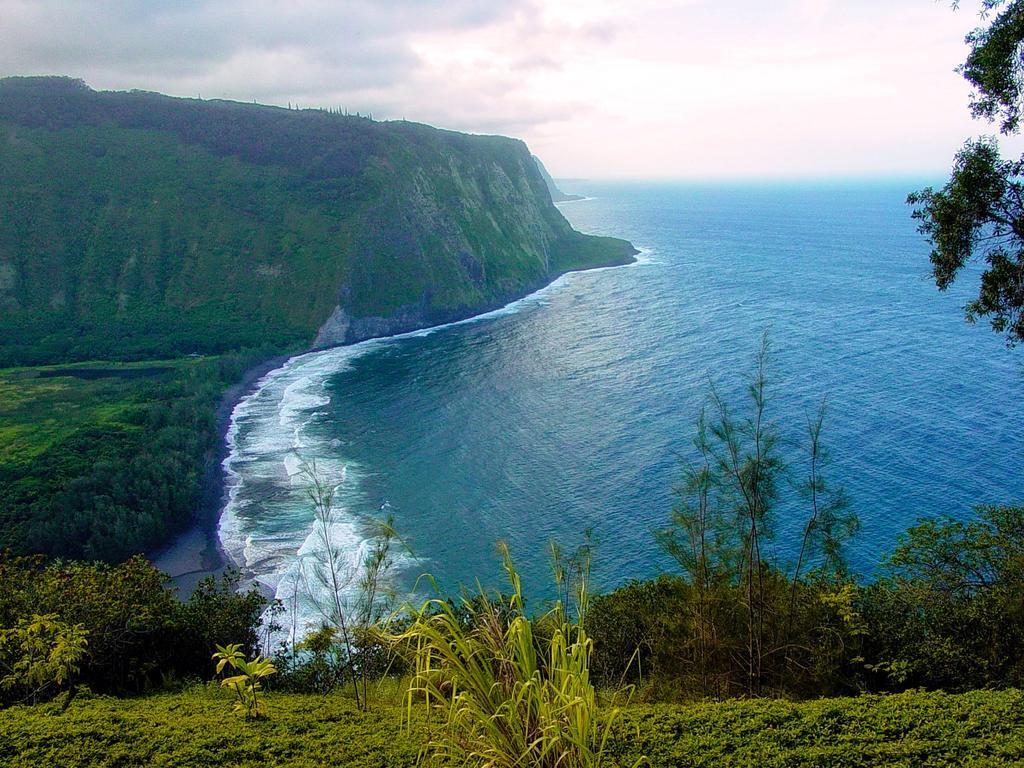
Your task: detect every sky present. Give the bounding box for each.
[0,0,1018,179]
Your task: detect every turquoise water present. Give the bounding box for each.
[219,181,1023,619]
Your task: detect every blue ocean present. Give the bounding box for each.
[219,181,1023,620]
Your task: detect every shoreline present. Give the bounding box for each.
[150,354,291,595]
[152,249,639,596]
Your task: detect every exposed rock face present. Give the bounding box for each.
[312,306,351,349]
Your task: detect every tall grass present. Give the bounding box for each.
[387,542,641,768]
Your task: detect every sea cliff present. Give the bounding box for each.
[0,76,636,364]
[0,75,636,564]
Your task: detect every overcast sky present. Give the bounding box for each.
[0,0,1015,178]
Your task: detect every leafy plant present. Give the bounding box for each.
[387,542,641,768]
[212,644,277,719]
[0,613,88,707]
[907,1,1024,345]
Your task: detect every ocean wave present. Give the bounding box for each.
[217,257,641,636]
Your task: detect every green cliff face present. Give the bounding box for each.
[532,155,585,203]
[0,77,636,365]
[0,76,636,561]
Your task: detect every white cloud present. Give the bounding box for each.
[0,0,1011,177]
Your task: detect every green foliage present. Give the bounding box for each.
[2,687,1024,767]
[0,554,266,694]
[588,572,866,701]
[177,571,269,679]
[0,687,423,768]
[606,689,1024,768]
[0,614,88,706]
[0,76,635,368]
[0,352,264,560]
[961,0,1024,133]
[273,624,353,695]
[387,542,636,768]
[649,336,859,698]
[587,576,690,693]
[213,644,277,719]
[859,505,1024,691]
[592,505,1024,701]
[909,1,1024,344]
[908,139,1024,342]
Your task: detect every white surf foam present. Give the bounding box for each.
[217,254,643,638]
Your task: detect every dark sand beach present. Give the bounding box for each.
[150,354,290,596]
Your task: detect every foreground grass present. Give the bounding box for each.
[2,686,1023,767]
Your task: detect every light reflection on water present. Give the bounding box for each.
[219,181,1023,629]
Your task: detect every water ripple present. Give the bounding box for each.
[219,181,1024,619]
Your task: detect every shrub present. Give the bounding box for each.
[859,505,1024,691]
[387,543,639,768]
[0,614,88,707]
[0,553,266,694]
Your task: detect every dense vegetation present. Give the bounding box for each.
[2,687,1023,767]
[3,503,1024,764]
[0,352,268,560]
[0,555,264,700]
[0,76,635,366]
[588,504,1024,700]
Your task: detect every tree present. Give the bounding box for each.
[789,396,858,617]
[656,334,785,696]
[299,462,363,708]
[0,614,88,707]
[655,335,858,696]
[296,462,405,709]
[908,1,1024,344]
[352,511,401,706]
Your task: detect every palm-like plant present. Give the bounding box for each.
[388,542,641,768]
[0,613,88,707]
[212,643,277,719]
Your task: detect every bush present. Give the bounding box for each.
[0,554,265,698]
[587,570,866,701]
[589,506,1024,701]
[859,505,1024,692]
[1,687,1022,767]
[387,543,635,768]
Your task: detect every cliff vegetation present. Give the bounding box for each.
[0,76,635,559]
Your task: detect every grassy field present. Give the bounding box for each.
[1,686,1022,767]
[0,359,196,466]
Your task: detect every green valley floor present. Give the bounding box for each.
[2,687,1023,767]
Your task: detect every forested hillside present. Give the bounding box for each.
[0,76,635,366]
